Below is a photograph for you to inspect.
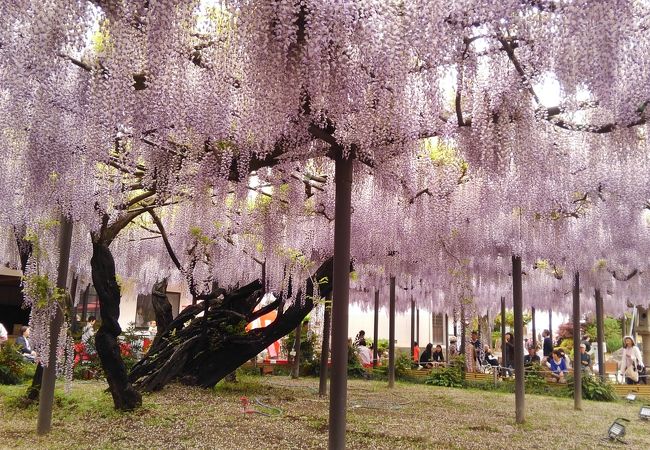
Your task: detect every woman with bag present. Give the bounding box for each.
[620,336,644,385]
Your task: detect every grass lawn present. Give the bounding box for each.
[1,376,649,449]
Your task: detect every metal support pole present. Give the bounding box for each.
[549,310,553,341]
[388,276,396,388]
[595,288,605,381]
[319,294,332,397]
[572,272,582,411]
[328,156,353,450]
[416,308,420,348]
[37,215,72,435]
[410,298,415,361]
[500,297,506,367]
[445,313,449,363]
[291,321,302,379]
[512,255,525,424]
[373,289,379,368]
[532,307,536,349]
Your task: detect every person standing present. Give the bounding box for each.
[412,341,420,364]
[503,332,515,377]
[353,330,365,347]
[621,336,645,385]
[579,343,592,372]
[470,331,484,366]
[448,336,458,357]
[581,334,592,353]
[542,329,553,358]
[0,322,7,344]
[82,316,96,345]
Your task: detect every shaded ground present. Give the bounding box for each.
[1,376,649,449]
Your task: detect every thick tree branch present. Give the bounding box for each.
[148,210,183,272]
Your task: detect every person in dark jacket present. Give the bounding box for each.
[503,332,516,377]
[524,345,541,366]
[419,343,433,368]
[431,344,445,364]
[15,326,36,362]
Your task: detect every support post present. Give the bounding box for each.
[416,308,420,348]
[444,313,449,363]
[372,289,379,368]
[319,294,332,396]
[532,307,536,349]
[512,255,525,424]
[388,276,396,388]
[453,308,458,337]
[37,215,72,435]
[500,297,506,367]
[572,272,582,411]
[410,298,415,362]
[328,156,353,450]
[549,310,553,341]
[291,321,302,379]
[595,288,605,381]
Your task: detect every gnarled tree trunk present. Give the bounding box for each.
[91,241,142,411]
[150,278,173,349]
[130,258,334,391]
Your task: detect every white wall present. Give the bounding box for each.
[347,304,441,347]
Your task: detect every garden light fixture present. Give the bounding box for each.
[626,393,636,402]
[606,418,629,444]
[640,406,650,421]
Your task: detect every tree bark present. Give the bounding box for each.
[37,215,73,435]
[130,258,335,391]
[318,295,332,396]
[595,288,605,381]
[91,241,142,411]
[512,255,525,424]
[501,297,506,366]
[410,298,415,362]
[15,224,44,403]
[572,272,582,411]
[150,278,173,350]
[388,276,396,388]
[372,289,379,368]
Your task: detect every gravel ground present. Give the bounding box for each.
[1,376,649,449]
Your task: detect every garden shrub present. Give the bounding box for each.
[347,342,367,378]
[425,360,464,388]
[567,373,617,401]
[0,344,29,385]
[394,353,413,379]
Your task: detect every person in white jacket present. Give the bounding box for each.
[0,322,8,344]
[620,336,644,385]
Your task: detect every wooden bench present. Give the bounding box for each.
[405,368,432,379]
[464,371,493,382]
[611,384,650,400]
[241,360,275,375]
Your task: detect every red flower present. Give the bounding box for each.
[119,341,132,357]
[73,342,90,367]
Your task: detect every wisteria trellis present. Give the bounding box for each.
[0,0,649,390]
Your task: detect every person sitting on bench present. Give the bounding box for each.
[547,349,568,383]
[419,343,433,368]
[15,326,37,362]
[431,344,445,366]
